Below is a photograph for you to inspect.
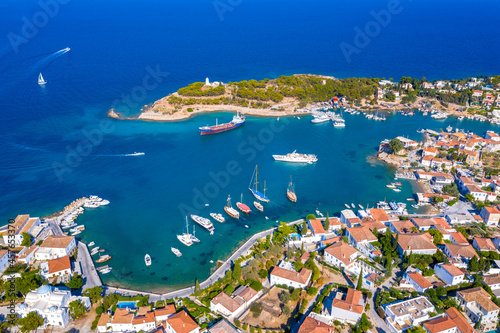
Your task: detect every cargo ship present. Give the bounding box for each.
[199,112,245,135]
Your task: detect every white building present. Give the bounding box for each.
[16,285,90,328]
[0,250,11,275]
[323,242,359,270]
[210,286,259,319]
[403,270,432,293]
[384,296,435,333]
[457,287,499,332]
[434,263,465,286]
[322,288,364,324]
[35,236,76,261]
[39,255,72,282]
[16,245,38,265]
[269,265,312,289]
[483,274,500,291]
[2,214,41,247]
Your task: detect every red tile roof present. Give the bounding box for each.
[407,271,432,289]
[270,266,312,285]
[308,219,326,235]
[47,255,71,274]
[166,310,199,333]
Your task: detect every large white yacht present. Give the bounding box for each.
[272,151,318,164]
[190,215,215,233]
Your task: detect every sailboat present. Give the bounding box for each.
[249,166,269,202]
[254,201,264,212]
[287,176,297,202]
[38,73,47,85]
[236,193,251,213]
[224,195,240,219]
[177,217,194,246]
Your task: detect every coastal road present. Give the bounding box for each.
[78,242,102,291]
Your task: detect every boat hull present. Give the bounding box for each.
[236,203,251,213]
[249,188,269,202]
[287,190,297,202]
[200,120,245,135]
[224,206,240,219]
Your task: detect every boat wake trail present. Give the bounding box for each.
[93,153,145,157]
[8,142,50,153]
[33,47,70,71]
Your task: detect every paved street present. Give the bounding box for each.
[77,242,102,291]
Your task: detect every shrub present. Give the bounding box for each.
[234,319,241,327]
[307,287,318,296]
[187,108,194,112]
[250,303,263,318]
[306,214,316,220]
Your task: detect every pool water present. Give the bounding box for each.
[117,301,138,309]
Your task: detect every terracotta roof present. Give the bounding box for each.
[40,235,74,249]
[321,236,341,247]
[324,242,358,266]
[297,316,334,333]
[166,310,199,333]
[484,206,500,214]
[327,217,341,226]
[331,288,364,314]
[155,304,177,318]
[211,292,241,313]
[450,232,469,245]
[346,226,377,243]
[98,313,110,327]
[209,319,240,333]
[359,219,386,233]
[445,244,479,259]
[233,285,258,303]
[0,249,9,259]
[270,266,312,285]
[483,274,500,286]
[132,312,155,325]
[407,271,432,289]
[111,308,134,324]
[390,221,415,234]
[368,208,390,222]
[47,255,71,274]
[308,219,326,235]
[473,237,497,251]
[446,307,476,333]
[438,263,464,277]
[424,316,456,333]
[457,287,499,312]
[411,218,450,229]
[424,147,438,153]
[397,233,437,251]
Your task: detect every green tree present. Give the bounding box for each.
[306,214,316,220]
[428,228,443,245]
[469,256,479,272]
[408,327,426,333]
[17,311,44,333]
[475,315,482,330]
[282,305,291,317]
[442,183,459,197]
[389,138,404,154]
[324,213,330,230]
[301,222,308,236]
[66,273,83,290]
[194,279,201,295]
[358,313,372,333]
[279,291,291,304]
[233,262,242,281]
[357,268,363,290]
[21,233,32,247]
[83,286,103,303]
[69,300,87,319]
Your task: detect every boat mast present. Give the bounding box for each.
[264,181,266,196]
[255,166,258,191]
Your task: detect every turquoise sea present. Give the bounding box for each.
[1,0,500,291]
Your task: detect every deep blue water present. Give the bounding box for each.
[1,0,499,291]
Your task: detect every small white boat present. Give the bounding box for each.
[128,152,145,156]
[70,230,81,236]
[344,204,350,209]
[171,247,182,257]
[386,184,396,189]
[100,267,112,274]
[393,188,401,192]
[254,201,264,212]
[351,203,355,208]
[297,116,301,119]
[265,216,269,220]
[277,117,280,121]
[244,225,249,228]
[210,213,225,223]
[145,254,152,266]
[358,204,364,209]
[38,73,47,85]
[333,119,346,127]
[88,242,95,247]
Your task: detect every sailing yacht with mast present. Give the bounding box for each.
[287,176,297,202]
[38,73,47,85]
[236,193,251,213]
[249,166,269,202]
[224,195,240,219]
[177,217,194,246]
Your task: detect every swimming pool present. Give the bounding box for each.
[116,301,138,309]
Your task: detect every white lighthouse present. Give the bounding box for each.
[205,77,210,86]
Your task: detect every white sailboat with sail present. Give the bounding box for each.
[38,73,47,85]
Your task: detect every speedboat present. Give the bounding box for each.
[145,254,152,266]
[100,267,112,274]
[333,119,345,127]
[210,213,225,223]
[386,184,396,189]
[344,204,350,209]
[128,152,145,156]
[171,247,182,257]
[393,188,401,192]
[88,242,95,247]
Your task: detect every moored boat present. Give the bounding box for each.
[210,213,225,223]
[190,214,215,233]
[254,201,264,212]
[88,242,95,247]
[145,254,152,266]
[236,194,251,214]
[344,204,350,209]
[249,166,270,202]
[224,195,240,219]
[287,176,297,202]
[272,151,317,164]
[96,254,111,263]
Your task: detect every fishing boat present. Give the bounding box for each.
[249,166,269,202]
[344,204,350,209]
[88,242,95,247]
[190,215,215,233]
[171,247,182,257]
[96,254,111,263]
[236,194,251,214]
[210,213,225,223]
[254,201,264,212]
[287,176,297,202]
[224,195,240,219]
[177,217,194,246]
[38,73,47,85]
[199,112,245,135]
[145,254,152,266]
